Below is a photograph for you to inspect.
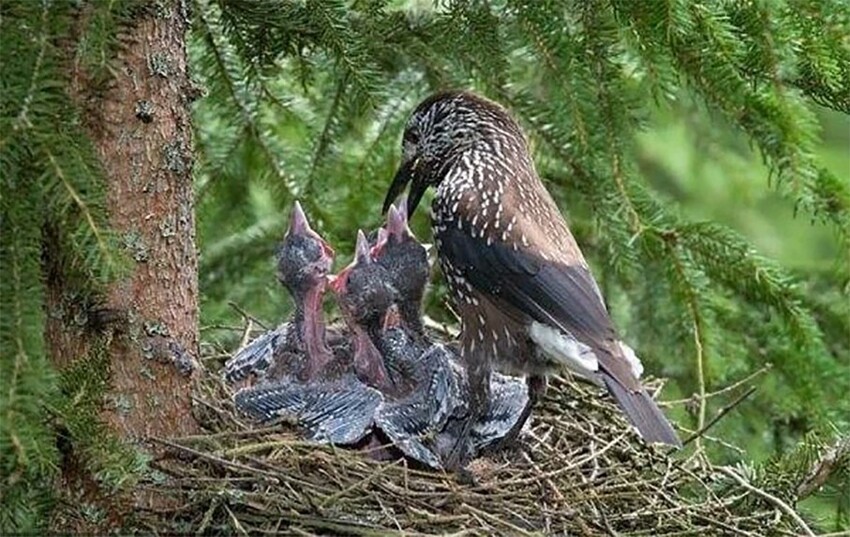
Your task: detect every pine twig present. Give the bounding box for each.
[683,386,757,447]
[716,465,815,537]
[796,436,850,500]
[227,301,269,330]
[662,364,771,406]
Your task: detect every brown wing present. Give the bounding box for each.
[436,222,640,393]
[438,222,680,445]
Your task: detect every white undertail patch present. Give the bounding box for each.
[529,322,600,384]
[619,342,644,379]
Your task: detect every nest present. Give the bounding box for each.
[138,341,807,537]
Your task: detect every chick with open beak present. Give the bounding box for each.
[224,201,335,384]
[231,203,382,445]
[370,200,430,340]
[329,230,397,391]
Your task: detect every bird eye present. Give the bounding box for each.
[403,129,419,145]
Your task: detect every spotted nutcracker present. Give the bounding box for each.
[383,91,681,463]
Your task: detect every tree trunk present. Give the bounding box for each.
[45,0,200,527]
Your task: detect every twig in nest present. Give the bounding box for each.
[150,436,280,482]
[796,436,850,500]
[716,465,815,537]
[200,323,256,333]
[197,498,219,534]
[683,386,757,447]
[496,432,627,488]
[319,461,400,509]
[462,504,536,536]
[228,301,269,330]
[238,318,254,349]
[223,503,248,536]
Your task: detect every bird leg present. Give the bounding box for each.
[528,373,549,402]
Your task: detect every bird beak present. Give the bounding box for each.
[354,230,371,263]
[327,272,346,294]
[287,201,335,260]
[370,227,389,259]
[383,157,422,217]
[387,202,414,241]
[330,229,370,294]
[381,304,402,331]
[406,174,427,220]
[289,201,309,235]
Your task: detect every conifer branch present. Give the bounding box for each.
[196,1,300,200]
[9,1,48,136]
[683,385,757,448]
[717,465,816,537]
[302,75,347,200]
[45,149,114,272]
[665,243,709,454]
[796,436,850,500]
[352,80,418,183]
[664,364,772,406]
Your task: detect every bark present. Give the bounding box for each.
[45,0,200,526]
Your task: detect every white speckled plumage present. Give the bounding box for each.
[384,91,680,452]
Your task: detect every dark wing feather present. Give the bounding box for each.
[438,226,638,392]
[439,226,680,446]
[234,381,381,445]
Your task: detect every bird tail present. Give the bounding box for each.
[602,375,681,447]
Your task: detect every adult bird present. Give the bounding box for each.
[383,90,680,465]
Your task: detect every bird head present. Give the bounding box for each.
[371,200,429,309]
[329,230,397,328]
[276,201,335,295]
[383,90,526,217]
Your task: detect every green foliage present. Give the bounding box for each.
[0,158,59,533]
[192,0,849,530]
[1,0,847,532]
[0,1,138,532]
[53,334,150,491]
[750,432,850,531]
